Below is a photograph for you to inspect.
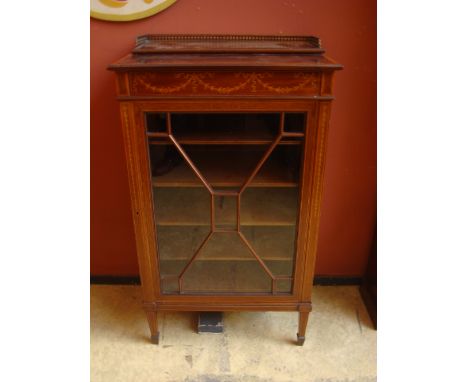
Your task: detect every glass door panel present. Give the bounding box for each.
[146,111,306,294]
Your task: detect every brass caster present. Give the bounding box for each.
[296,334,305,346]
[150,332,160,345]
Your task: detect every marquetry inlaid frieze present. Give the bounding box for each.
[129,71,320,97]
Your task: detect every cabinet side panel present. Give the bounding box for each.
[300,100,333,302]
[120,102,160,300]
[294,102,317,301]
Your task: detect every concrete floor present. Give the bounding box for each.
[91,285,376,382]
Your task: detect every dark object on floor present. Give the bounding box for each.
[198,312,224,333]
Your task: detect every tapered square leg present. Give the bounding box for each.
[145,310,159,345]
[297,311,310,346]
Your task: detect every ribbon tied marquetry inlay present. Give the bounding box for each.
[131,72,320,96]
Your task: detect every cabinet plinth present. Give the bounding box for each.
[109,34,342,345]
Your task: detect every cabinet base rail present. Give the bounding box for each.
[143,301,312,346]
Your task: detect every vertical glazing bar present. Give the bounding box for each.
[211,194,215,231]
[279,112,285,134]
[166,112,172,134]
[272,278,277,294]
[236,194,241,232]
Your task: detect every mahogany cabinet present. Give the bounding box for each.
[109,35,342,345]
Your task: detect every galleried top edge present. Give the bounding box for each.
[109,34,342,71]
[133,34,323,54]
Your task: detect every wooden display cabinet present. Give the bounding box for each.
[109,35,342,345]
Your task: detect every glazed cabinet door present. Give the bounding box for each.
[141,107,310,296]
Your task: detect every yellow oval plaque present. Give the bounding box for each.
[91,0,178,22]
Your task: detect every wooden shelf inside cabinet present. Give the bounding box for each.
[149,137,302,146]
[153,188,298,226]
[109,34,342,345]
[151,150,299,188]
[147,131,303,146]
[157,226,297,261]
[160,260,293,294]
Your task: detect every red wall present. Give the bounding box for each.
[91,0,376,276]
